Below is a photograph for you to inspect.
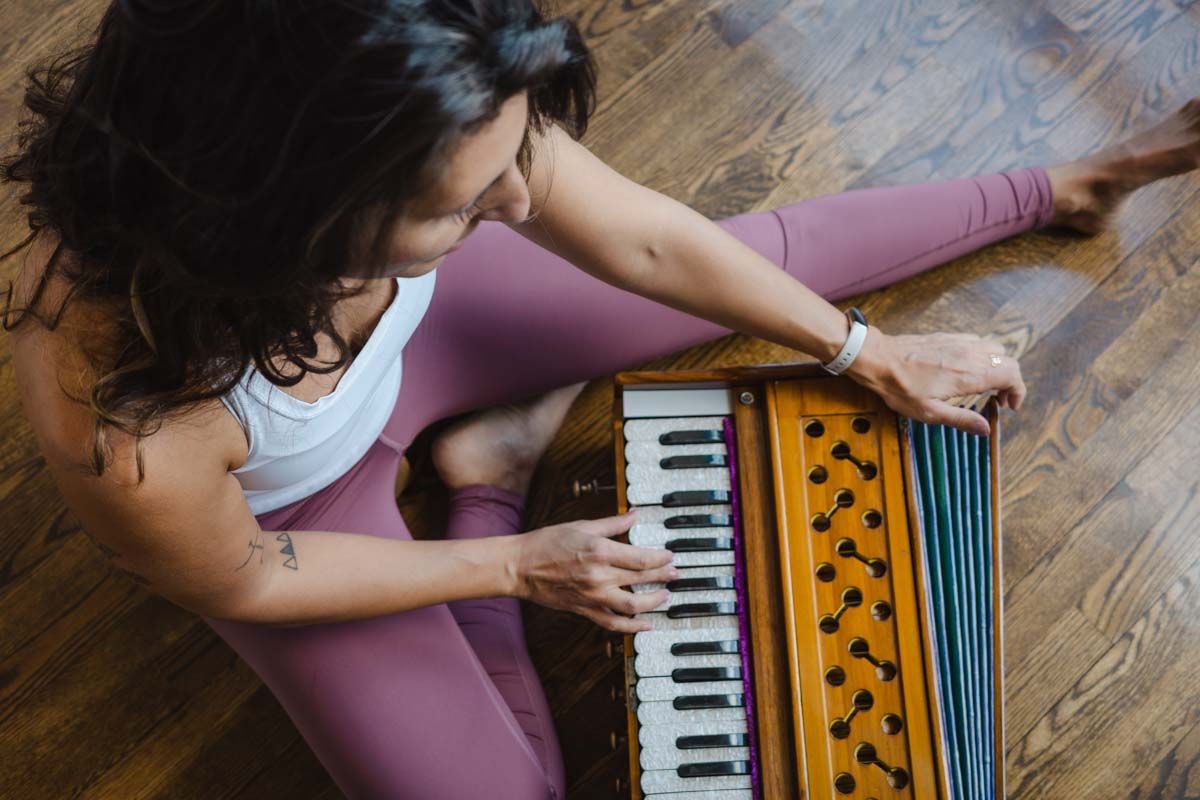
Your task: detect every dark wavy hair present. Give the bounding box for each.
[0,0,596,481]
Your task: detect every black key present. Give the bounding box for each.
[670,639,739,656]
[677,733,749,750]
[662,489,731,507]
[665,514,732,529]
[678,760,752,779]
[672,666,742,683]
[660,454,728,469]
[665,537,733,553]
[666,576,735,592]
[667,602,737,619]
[673,693,744,710]
[659,429,724,445]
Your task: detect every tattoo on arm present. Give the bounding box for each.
[275,532,299,570]
[234,530,299,572]
[235,528,265,571]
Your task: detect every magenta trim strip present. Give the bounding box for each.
[723,416,761,800]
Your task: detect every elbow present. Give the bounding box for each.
[184,574,286,627]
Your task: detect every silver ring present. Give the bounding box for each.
[989,354,1003,367]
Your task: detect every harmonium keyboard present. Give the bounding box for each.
[609,363,1004,800]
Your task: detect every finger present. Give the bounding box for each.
[603,587,669,616]
[980,353,1025,398]
[606,540,674,571]
[609,563,681,588]
[1009,367,1028,410]
[581,509,639,538]
[580,606,651,634]
[990,354,1027,410]
[927,400,990,437]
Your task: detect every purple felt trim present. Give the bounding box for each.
[723,417,762,800]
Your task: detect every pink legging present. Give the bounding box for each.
[201,168,1052,799]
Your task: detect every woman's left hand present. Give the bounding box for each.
[845,328,1026,436]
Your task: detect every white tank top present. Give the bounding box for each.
[219,270,437,515]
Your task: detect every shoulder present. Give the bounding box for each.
[8,230,248,476]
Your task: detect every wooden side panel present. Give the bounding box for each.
[767,377,938,799]
[732,385,802,799]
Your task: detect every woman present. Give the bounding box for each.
[4,2,1197,798]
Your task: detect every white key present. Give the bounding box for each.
[638,719,748,750]
[634,624,740,654]
[630,527,734,549]
[636,610,739,633]
[625,440,727,464]
[641,588,736,613]
[635,652,741,680]
[640,768,751,796]
[638,699,746,727]
[641,744,751,772]
[641,791,752,800]
[636,678,742,703]
[626,468,732,505]
[630,522,736,569]
[634,564,735,593]
[628,503,729,527]
[624,417,730,442]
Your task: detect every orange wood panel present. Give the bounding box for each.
[768,376,938,798]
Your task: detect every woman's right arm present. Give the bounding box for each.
[30,404,674,630]
[24,389,672,630]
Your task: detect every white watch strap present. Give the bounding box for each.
[821,320,869,375]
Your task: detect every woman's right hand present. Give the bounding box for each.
[846,328,1027,436]
[511,510,678,633]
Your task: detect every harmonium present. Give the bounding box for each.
[609,362,1004,800]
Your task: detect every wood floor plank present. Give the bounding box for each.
[2,2,1198,797]
[1002,236,1200,581]
[1003,387,1200,738]
[1006,558,1200,798]
[1123,721,1200,800]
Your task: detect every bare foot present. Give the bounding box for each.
[431,382,587,495]
[1045,98,1200,234]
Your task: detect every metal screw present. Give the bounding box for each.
[739,391,755,405]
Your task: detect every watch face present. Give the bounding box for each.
[848,307,867,326]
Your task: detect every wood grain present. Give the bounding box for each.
[1,1,1197,797]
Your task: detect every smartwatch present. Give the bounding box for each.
[821,307,869,375]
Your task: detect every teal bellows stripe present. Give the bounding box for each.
[909,421,996,800]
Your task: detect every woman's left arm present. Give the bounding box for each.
[510,124,1025,435]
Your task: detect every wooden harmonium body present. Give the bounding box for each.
[610,363,1004,800]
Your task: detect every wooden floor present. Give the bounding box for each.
[2,1,1199,797]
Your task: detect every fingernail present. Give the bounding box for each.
[668,568,681,579]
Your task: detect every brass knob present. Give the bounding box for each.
[609,730,626,750]
[605,639,624,659]
[572,478,615,498]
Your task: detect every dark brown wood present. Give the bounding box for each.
[2,1,1198,798]
[614,361,824,386]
